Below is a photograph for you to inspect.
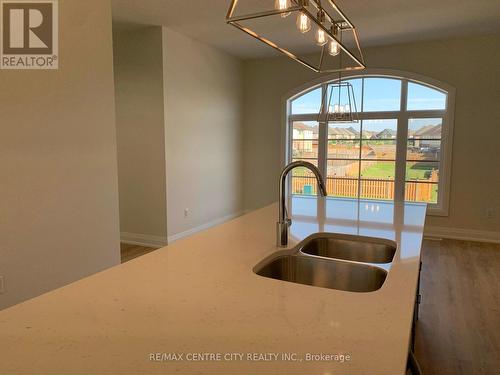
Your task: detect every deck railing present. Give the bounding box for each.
[292,176,435,202]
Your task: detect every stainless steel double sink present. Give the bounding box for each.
[254,233,397,293]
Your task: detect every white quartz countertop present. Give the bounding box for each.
[0,197,427,375]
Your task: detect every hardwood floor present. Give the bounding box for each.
[415,239,500,375]
[120,243,158,263]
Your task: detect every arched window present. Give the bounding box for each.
[285,70,455,215]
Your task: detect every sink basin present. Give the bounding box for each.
[255,254,387,293]
[299,233,396,264]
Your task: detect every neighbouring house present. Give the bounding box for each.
[328,126,359,139]
[293,122,315,153]
[409,124,442,160]
[373,128,397,139]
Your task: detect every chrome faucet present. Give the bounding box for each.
[277,161,328,247]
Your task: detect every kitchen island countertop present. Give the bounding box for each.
[0,197,427,375]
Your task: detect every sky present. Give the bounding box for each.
[292,78,447,115]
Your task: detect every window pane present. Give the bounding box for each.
[291,87,321,114]
[327,160,359,178]
[292,158,318,170]
[360,180,395,200]
[328,178,359,198]
[406,162,439,182]
[288,78,449,207]
[406,118,441,205]
[361,161,395,180]
[293,121,318,140]
[328,122,360,139]
[291,159,319,196]
[362,140,397,160]
[408,118,442,139]
[328,140,360,159]
[405,182,438,203]
[362,119,397,139]
[327,78,362,113]
[407,82,447,111]
[292,140,318,159]
[363,78,401,112]
[291,176,318,196]
[347,78,362,112]
[407,140,441,161]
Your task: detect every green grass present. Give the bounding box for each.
[292,165,317,176]
[431,185,438,203]
[362,163,395,179]
[406,162,437,180]
[361,162,439,203]
[406,167,427,180]
[361,162,437,180]
[293,161,437,181]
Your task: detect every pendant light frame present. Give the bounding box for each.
[318,82,359,123]
[226,0,366,73]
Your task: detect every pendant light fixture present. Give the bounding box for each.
[318,26,359,123]
[314,9,328,46]
[226,0,366,73]
[319,81,359,123]
[296,11,312,33]
[275,0,292,17]
[328,24,341,56]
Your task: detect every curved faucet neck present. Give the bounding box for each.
[277,161,327,247]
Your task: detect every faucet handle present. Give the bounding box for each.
[284,206,292,227]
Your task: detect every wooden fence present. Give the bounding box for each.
[292,176,435,202]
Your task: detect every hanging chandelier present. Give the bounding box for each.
[226,0,366,73]
[319,23,360,123]
[318,81,359,123]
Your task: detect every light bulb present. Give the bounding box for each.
[296,12,311,33]
[275,0,291,18]
[315,28,328,46]
[328,40,340,56]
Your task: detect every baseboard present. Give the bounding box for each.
[424,226,500,244]
[168,211,244,244]
[120,232,168,248]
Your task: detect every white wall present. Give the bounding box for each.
[242,35,500,235]
[113,26,167,245]
[162,28,244,238]
[0,0,120,310]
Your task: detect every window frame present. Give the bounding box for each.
[282,69,456,216]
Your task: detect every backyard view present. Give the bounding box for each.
[289,77,446,204]
[291,120,440,203]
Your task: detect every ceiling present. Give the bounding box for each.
[112,0,500,59]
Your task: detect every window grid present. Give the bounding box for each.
[287,75,450,211]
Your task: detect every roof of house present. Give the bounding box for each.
[329,127,359,137]
[413,124,442,138]
[374,129,397,139]
[295,123,423,140]
[293,122,314,131]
